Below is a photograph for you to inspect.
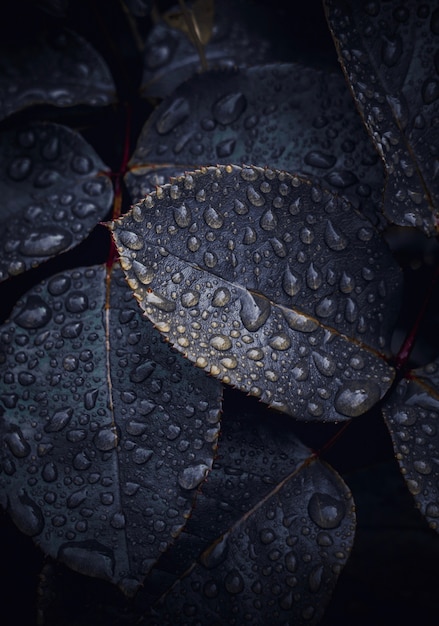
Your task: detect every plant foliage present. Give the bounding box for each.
[1,1,439,624]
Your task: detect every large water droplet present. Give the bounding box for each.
[44,408,73,433]
[260,208,277,230]
[58,541,115,580]
[15,296,52,329]
[212,287,231,307]
[8,157,32,181]
[66,292,88,313]
[174,203,192,228]
[94,426,118,451]
[306,263,322,290]
[3,427,30,458]
[216,138,236,158]
[269,333,291,350]
[19,228,72,256]
[324,220,347,250]
[212,92,247,125]
[145,291,176,312]
[315,296,337,318]
[282,266,301,296]
[283,309,318,332]
[178,463,209,490]
[308,492,345,529]
[334,380,381,417]
[9,491,44,536]
[312,352,336,377]
[304,150,336,169]
[381,34,402,67]
[324,170,358,188]
[156,97,190,134]
[210,335,232,351]
[203,206,224,229]
[239,291,271,331]
[119,230,143,250]
[243,226,257,244]
[181,290,200,308]
[132,260,154,285]
[201,533,229,568]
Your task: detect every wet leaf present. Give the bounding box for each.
[112,164,401,421]
[325,0,439,235]
[383,360,439,531]
[0,28,116,121]
[141,0,287,98]
[127,63,385,223]
[141,410,355,625]
[0,264,222,594]
[0,122,114,282]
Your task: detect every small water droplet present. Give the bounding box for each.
[213,92,247,125]
[304,150,336,169]
[224,569,244,594]
[306,263,322,290]
[324,170,358,188]
[283,309,318,332]
[133,447,153,464]
[269,237,287,257]
[174,203,192,228]
[216,138,236,158]
[200,533,229,568]
[94,426,118,451]
[381,34,402,66]
[282,266,301,296]
[187,235,201,252]
[4,427,30,458]
[44,407,73,433]
[248,186,265,207]
[119,230,143,250]
[335,380,381,417]
[315,296,337,318]
[181,290,200,308]
[8,157,32,181]
[422,79,439,104]
[324,220,347,250]
[260,208,277,229]
[66,292,88,313]
[178,463,209,490]
[308,492,345,529]
[212,287,231,307]
[269,333,291,350]
[9,491,44,536]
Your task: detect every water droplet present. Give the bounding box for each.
[174,203,192,228]
[133,447,153,464]
[282,266,301,296]
[324,220,347,250]
[312,352,336,377]
[187,235,201,252]
[204,251,217,268]
[58,542,114,580]
[260,208,277,230]
[216,138,236,158]
[324,170,358,188]
[234,198,248,215]
[243,226,257,245]
[203,206,223,229]
[19,228,71,256]
[269,237,287,257]
[304,150,336,169]
[181,290,199,308]
[315,296,337,318]
[413,459,432,475]
[4,427,30,458]
[210,335,232,351]
[422,79,439,104]
[44,408,73,432]
[119,230,143,250]
[309,564,323,592]
[15,296,52,329]
[308,492,345,529]
[224,569,244,594]
[248,186,265,207]
[84,388,99,409]
[156,97,189,134]
[203,579,219,598]
[201,533,229,568]
[283,309,318,332]
[8,157,32,181]
[145,291,176,312]
[178,463,209,490]
[67,489,88,509]
[61,321,83,338]
[213,92,247,125]
[239,291,271,331]
[269,333,291,350]
[132,260,154,285]
[212,287,231,307]
[94,426,118,451]
[306,263,322,290]
[66,292,88,313]
[334,380,381,417]
[42,462,58,482]
[221,356,237,369]
[260,528,276,544]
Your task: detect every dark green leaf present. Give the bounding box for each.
[383,360,439,531]
[0,263,222,594]
[112,164,401,420]
[0,122,114,282]
[325,0,439,235]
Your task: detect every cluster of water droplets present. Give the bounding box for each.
[0,264,221,594]
[325,0,439,234]
[0,123,113,281]
[0,28,115,122]
[142,418,355,625]
[114,164,400,420]
[383,361,439,530]
[128,62,385,225]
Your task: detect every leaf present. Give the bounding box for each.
[127,63,385,224]
[0,122,114,282]
[324,0,439,235]
[0,28,116,121]
[140,0,288,99]
[382,359,439,531]
[112,164,401,421]
[141,409,355,625]
[0,263,222,594]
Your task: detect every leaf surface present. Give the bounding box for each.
[112,164,401,420]
[0,122,114,282]
[325,0,439,234]
[383,360,439,531]
[128,63,384,223]
[141,410,355,625]
[0,263,222,594]
[141,0,289,99]
[0,29,116,121]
